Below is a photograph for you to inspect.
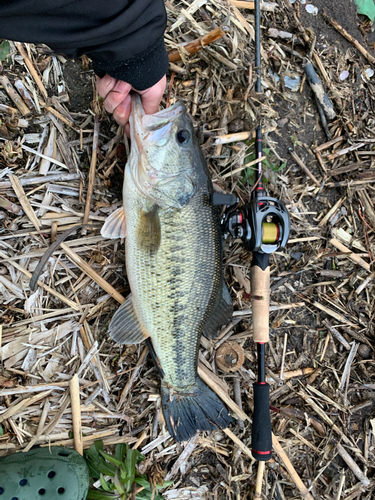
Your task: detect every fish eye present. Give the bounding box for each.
[176,129,191,145]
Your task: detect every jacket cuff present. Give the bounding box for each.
[91,36,169,91]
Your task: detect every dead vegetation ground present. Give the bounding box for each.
[0,0,374,499]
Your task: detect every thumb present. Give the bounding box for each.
[138,75,167,115]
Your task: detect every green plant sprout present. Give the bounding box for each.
[241,139,287,186]
[84,440,172,500]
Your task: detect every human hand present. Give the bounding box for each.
[96,74,166,131]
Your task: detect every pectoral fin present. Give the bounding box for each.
[109,294,149,344]
[101,207,127,239]
[202,282,233,339]
[137,206,161,254]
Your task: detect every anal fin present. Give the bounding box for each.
[101,206,126,239]
[109,294,149,344]
[202,282,233,339]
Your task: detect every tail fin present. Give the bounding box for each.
[161,377,231,442]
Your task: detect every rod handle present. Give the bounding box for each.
[252,382,272,461]
[250,254,270,343]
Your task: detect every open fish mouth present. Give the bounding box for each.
[129,94,188,204]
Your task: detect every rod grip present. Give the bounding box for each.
[250,263,270,343]
[252,382,272,461]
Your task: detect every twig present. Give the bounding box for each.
[70,374,83,455]
[165,434,199,480]
[322,11,375,65]
[168,26,230,63]
[290,151,320,185]
[329,238,371,272]
[15,42,48,98]
[82,116,99,235]
[232,1,278,11]
[254,461,265,499]
[9,174,41,231]
[272,434,315,500]
[117,346,148,410]
[0,75,30,115]
[318,197,344,227]
[323,320,351,350]
[21,143,68,169]
[0,172,80,190]
[336,443,370,487]
[60,242,125,303]
[198,365,248,421]
[339,342,359,391]
[223,428,254,460]
[279,333,288,381]
[0,249,81,311]
[213,131,253,145]
[233,379,244,431]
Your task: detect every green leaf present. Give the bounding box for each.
[95,462,116,477]
[0,40,10,61]
[99,450,124,468]
[354,0,375,22]
[160,481,173,488]
[114,471,125,495]
[134,478,150,489]
[100,474,113,492]
[0,425,3,437]
[86,489,119,499]
[115,443,127,462]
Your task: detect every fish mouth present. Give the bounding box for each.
[131,93,186,139]
[129,94,187,203]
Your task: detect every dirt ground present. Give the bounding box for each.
[0,1,375,499]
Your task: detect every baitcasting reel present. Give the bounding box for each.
[211,192,290,254]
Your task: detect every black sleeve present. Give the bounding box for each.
[0,0,169,90]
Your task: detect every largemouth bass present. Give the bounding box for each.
[101,94,232,441]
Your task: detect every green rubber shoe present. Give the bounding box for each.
[0,446,89,500]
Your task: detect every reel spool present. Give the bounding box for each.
[217,195,290,254]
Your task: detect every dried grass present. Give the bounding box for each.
[0,2,374,499]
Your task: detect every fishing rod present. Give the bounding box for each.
[212,0,290,465]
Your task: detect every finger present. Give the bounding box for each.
[96,74,117,99]
[104,81,132,114]
[112,93,132,127]
[138,75,166,115]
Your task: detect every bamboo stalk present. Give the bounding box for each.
[0,75,30,115]
[70,374,83,455]
[168,26,230,63]
[82,116,99,235]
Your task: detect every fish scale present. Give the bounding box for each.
[125,170,220,390]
